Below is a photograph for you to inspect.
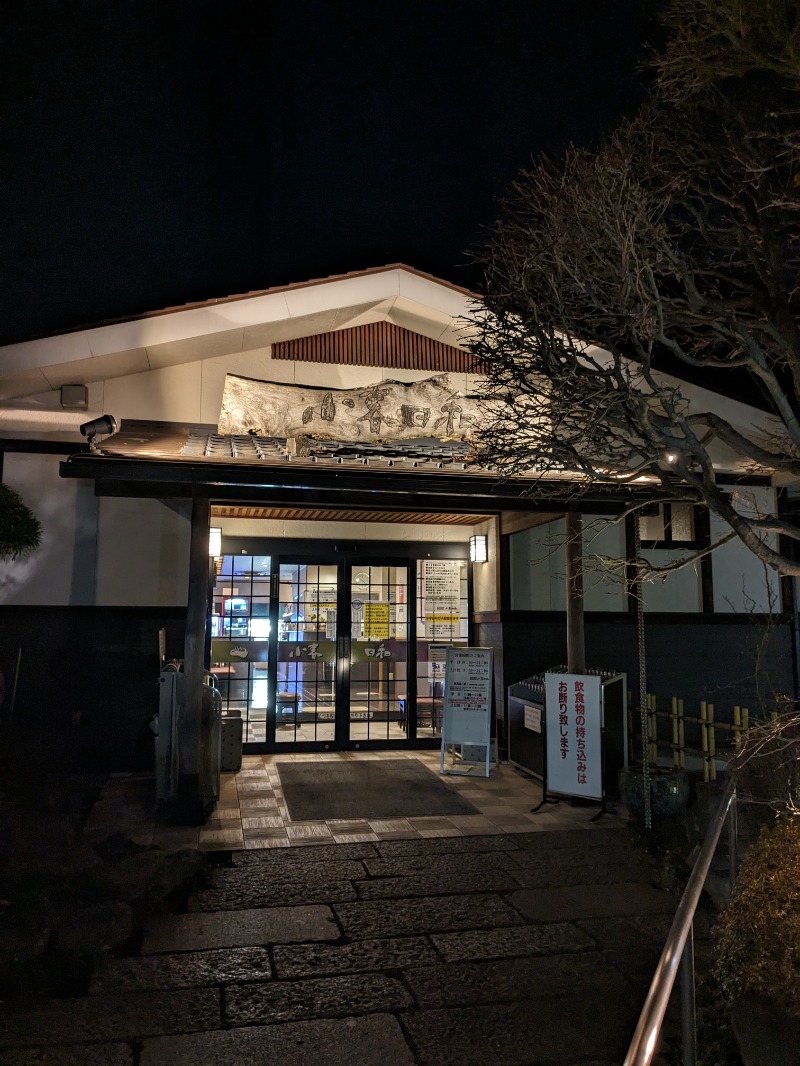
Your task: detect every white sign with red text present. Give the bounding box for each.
[544,673,603,800]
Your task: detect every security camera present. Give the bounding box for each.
[79,414,118,446]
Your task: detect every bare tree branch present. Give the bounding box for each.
[469,0,800,578]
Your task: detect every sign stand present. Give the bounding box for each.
[440,647,494,777]
[531,672,616,819]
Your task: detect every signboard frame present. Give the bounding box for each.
[543,671,603,802]
[440,646,494,778]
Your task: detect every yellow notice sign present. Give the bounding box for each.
[363,601,390,640]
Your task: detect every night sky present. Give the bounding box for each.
[2,1,659,345]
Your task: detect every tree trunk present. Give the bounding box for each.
[566,511,586,674]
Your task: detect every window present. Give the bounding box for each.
[639,503,697,547]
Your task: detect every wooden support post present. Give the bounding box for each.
[678,698,685,768]
[708,702,717,782]
[176,496,212,819]
[671,696,680,767]
[742,707,749,733]
[733,705,742,749]
[700,701,709,783]
[565,512,586,675]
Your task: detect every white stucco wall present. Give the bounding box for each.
[0,451,191,606]
[640,550,702,613]
[710,487,781,613]
[509,517,627,612]
[0,452,98,605]
[95,497,190,606]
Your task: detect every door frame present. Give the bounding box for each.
[268,552,416,752]
[213,538,470,754]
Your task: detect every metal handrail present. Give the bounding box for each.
[623,775,738,1066]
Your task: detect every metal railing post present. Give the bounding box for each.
[623,776,737,1066]
[728,787,738,895]
[680,925,696,1066]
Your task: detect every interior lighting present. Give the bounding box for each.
[208,527,222,557]
[469,534,488,563]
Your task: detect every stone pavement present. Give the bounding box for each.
[0,824,679,1066]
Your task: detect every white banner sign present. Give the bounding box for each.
[544,673,602,800]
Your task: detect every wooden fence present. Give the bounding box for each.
[631,696,778,782]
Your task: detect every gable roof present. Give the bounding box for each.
[0,265,476,402]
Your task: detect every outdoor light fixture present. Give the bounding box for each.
[469,535,488,563]
[208,527,222,557]
[79,414,118,447]
[664,449,679,465]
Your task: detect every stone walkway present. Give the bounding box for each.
[0,819,679,1065]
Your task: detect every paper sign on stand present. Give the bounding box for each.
[441,646,494,777]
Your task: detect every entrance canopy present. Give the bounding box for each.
[58,417,645,515]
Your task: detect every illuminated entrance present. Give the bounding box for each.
[210,548,468,751]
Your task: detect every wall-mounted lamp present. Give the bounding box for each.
[469,534,488,563]
[208,527,222,558]
[664,449,679,465]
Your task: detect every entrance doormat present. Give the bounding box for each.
[277,759,480,821]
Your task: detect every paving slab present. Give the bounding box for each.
[334,893,523,939]
[0,989,220,1049]
[510,827,632,851]
[363,852,522,878]
[374,835,520,857]
[356,869,521,899]
[274,935,439,978]
[191,876,358,910]
[225,973,412,1025]
[405,952,634,1008]
[90,946,272,993]
[430,922,594,962]
[575,913,675,952]
[141,905,338,954]
[213,858,367,883]
[503,844,651,870]
[401,997,638,1066]
[506,862,657,888]
[0,1044,134,1066]
[509,882,674,923]
[232,842,378,866]
[139,1015,415,1066]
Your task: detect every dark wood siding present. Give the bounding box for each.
[272,322,479,373]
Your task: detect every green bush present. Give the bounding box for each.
[714,817,800,1014]
[0,484,42,561]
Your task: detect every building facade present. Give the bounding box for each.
[0,265,794,772]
